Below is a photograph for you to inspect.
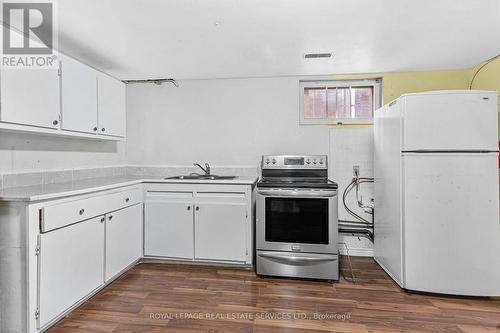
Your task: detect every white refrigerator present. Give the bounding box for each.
[374,90,500,296]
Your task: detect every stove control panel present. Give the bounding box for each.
[262,155,327,169]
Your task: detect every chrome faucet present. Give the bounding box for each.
[193,162,211,175]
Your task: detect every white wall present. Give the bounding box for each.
[126,77,375,255]
[126,77,330,166]
[0,132,125,173]
[330,128,374,220]
[330,128,374,255]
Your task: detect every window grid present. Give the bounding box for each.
[300,79,381,125]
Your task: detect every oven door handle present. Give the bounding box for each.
[257,190,337,198]
[258,252,337,264]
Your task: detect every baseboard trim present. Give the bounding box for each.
[339,247,373,257]
[140,256,252,268]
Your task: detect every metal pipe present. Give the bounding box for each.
[339,227,374,241]
[339,219,373,227]
[122,78,179,87]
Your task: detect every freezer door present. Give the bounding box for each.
[402,153,500,296]
[402,92,498,151]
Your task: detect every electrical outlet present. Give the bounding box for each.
[353,165,360,178]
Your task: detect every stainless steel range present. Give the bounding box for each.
[256,155,338,281]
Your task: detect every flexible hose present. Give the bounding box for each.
[342,178,373,225]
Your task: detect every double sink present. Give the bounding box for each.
[165,174,237,180]
[165,163,237,181]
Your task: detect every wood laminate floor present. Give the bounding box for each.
[47,257,500,333]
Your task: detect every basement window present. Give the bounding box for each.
[299,79,382,125]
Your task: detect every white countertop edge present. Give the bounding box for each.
[0,176,259,202]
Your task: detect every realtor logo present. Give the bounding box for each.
[1,1,57,68]
[3,2,53,54]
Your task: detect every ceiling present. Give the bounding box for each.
[36,0,500,79]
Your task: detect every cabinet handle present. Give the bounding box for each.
[108,215,113,221]
[93,127,98,132]
[125,197,130,202]
[53,120,58,126]
[101,128,106,132]
[100,217,105,223]
[187,206,191,211]
[195,206,200,211]
[79,209,85,215]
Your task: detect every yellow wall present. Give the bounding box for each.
[335,69,470,105]
[331,62,499,123]
[327,69,470,128]
[330,60,498,176]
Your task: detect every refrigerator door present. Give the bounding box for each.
[402,152,500,296]
[402,91,498,151]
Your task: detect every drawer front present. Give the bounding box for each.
[105,187,143,213]
[256,251,338,280]
[42,187,142,232]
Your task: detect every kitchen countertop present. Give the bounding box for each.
[0,175,259,202]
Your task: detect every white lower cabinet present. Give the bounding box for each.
[105,204,143,281]
[144,195,194,259]
[0,183,254,333]
[144,184,253,264]
[38,216,105,328]
[194,203,247,262]
[34,186,143,331]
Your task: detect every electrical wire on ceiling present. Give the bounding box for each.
[122,78,179,87]
[468,54,500,89]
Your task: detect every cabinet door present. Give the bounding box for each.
[38,216,104,328]
[0,28,60,129]
[105,204,142,281]
[144,194,194,259]
[194,203,247,262]
[60,54,98,134]
[97,73,126,137]
[0,68,60,129]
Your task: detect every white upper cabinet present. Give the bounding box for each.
[60,54,99,134]
[97,73,126,137]
[0,67,61,129]
[0,28,60,129]
[0,42,126,140]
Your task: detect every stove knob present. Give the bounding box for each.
[265,159,270,164]
[271,159,276,164]
[313,159,317,164]
[306,159,311,164]
[319,159,323,164]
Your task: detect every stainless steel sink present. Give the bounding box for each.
[165,175,237,180]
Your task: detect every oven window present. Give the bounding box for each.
[265,197,329,244]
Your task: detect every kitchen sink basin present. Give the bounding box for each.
[165,175,238,180]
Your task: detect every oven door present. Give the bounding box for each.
[256,188,338,254]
